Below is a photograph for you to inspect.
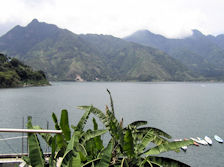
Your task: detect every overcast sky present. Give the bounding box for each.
[0,0,224,38]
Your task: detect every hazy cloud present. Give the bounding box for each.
[0,0,224,38]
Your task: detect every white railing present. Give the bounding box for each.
[0,128,62,134]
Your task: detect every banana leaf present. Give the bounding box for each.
[68,152,82,167]
[78,106,108,126]
[75,107,91,131]
[123,128,134,158]
[93,118,104,151]
[105,108,124,145]
[127,121,148,128]
[27,116,45,167]
[137,130,155,153]
[137,127,172,139]
[79,105,123,146]
[80,129,108,144]
[144,140,193,155]
[49,135,56,167]
[95,139,114,167]
[107,89,115,115]
[61,132,79,166]
[33,125,53,146]
[60,109,71,141]
[52,112,66,152]
[52,112,60,130]
[85,138,98,160]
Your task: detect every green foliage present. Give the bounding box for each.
[60,110,71,141]
[0,53,49,88]
[24,90,194,167]
[95,140,114,167]
[26,116,45,167]
[79,90,194,166]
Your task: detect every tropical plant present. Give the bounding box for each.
[23,109,107,167]
[78,89,193,167]
[23,90,193,167]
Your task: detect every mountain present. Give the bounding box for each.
[0,53,49,88]
[124,29,224,79]
[0,19,195,81]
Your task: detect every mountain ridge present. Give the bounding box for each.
[0,19,199,81]
[125,29,224,79]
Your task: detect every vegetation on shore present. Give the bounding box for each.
[0,53,49,88]
[23,90,193,167]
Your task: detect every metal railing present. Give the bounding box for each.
[0,128,62,134]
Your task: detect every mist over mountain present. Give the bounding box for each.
[125,29,224,79]
[0,19,195,81]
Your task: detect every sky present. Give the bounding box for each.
[0,0,224,38]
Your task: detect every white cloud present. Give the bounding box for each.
[0,0,224,38]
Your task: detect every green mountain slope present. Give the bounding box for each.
[0,19,195,81]
[0,53,49,88]
[125,29,224,79]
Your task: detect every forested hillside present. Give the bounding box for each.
[125,29,224,80]
[0,53,49,88]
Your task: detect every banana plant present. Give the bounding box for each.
[24,109,108,167]
[78,89,194,167]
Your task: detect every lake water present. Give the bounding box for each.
[0,82,224,166]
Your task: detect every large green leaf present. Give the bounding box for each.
[144,140,193,155]
[60,109,71,141]
[33,126,53,146]
[137,127,172,139]
[105,108,124,145]
[107,89,115,115]
[78,106,108,126]
[52,112,65,152]
[76,143,87,157]
[127,121,148,128]
[138,129,170,151]
[148,156,190,167]
[81,129,108,144]
[85,138,98,160]
[123,127,134,158]
[95,140,114,167]
[49,136,56,167]
[79,105,123,145]
[52,112,60,130]
[75,106,91,131]
[93,117,98,131]
[69,152,82,167]
[27,116,45,167]
[61,132,80,166]
[137,130,155,153]
[92,118,104,152]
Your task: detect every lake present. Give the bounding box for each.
[0,82,224,166]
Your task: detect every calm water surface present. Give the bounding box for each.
[0,82,224,166]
